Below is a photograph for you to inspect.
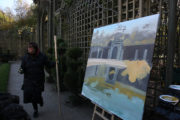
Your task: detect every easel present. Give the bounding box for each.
[92,104,120,120]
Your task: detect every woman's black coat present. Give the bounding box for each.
[21,52,54,103]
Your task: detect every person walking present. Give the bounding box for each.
[19,42,55,118]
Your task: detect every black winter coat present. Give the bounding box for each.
[21,52,54,103]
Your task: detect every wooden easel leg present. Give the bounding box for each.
[111,114,114,120]
[92,105,97,120]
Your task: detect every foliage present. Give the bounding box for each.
[14,0,30,19]
[0,0,33,30]
[66,48,83,60]
[45,38,68,91]
[0,3,37,42]
[0,22,15,30]
[57,38,67,90]
[0,63,10,92]
[0,53,15,62]
[64,0,73,6]
[0,9,14,30]
[64,48,85,94]
[16,5,38,28]
[54,15,59,27]
[4,7,14,19]
[1,0,37,27]
[0,10,13,23]
[45,47,55,83]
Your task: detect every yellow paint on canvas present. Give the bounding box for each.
[109,70,115,75]
[121,60,151,83]
[85,77,145,101]
[135,39,155,45]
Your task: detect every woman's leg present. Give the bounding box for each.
[32,102,38,111]
[32,102,38,118]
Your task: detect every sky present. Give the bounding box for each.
[0,0,33,13]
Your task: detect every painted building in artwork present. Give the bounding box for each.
[106,31,124,84]
[87,29,155,91]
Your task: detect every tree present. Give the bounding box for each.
[4,7,14,22]
[14,0,30,19]
[0,9,14,27]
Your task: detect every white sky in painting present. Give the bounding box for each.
[91,14,160,46]
[93,14,159,36]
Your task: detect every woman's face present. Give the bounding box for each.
[28,46,35,54]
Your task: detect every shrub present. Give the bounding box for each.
[64,48,85,94]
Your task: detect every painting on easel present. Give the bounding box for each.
[81,14,160,120]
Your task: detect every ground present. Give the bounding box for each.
[8,61,93,120]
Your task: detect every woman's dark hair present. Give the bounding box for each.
[28,42,38,52]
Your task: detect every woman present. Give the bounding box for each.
[19,42,54,118]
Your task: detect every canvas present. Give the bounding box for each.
[82,14,160,120]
